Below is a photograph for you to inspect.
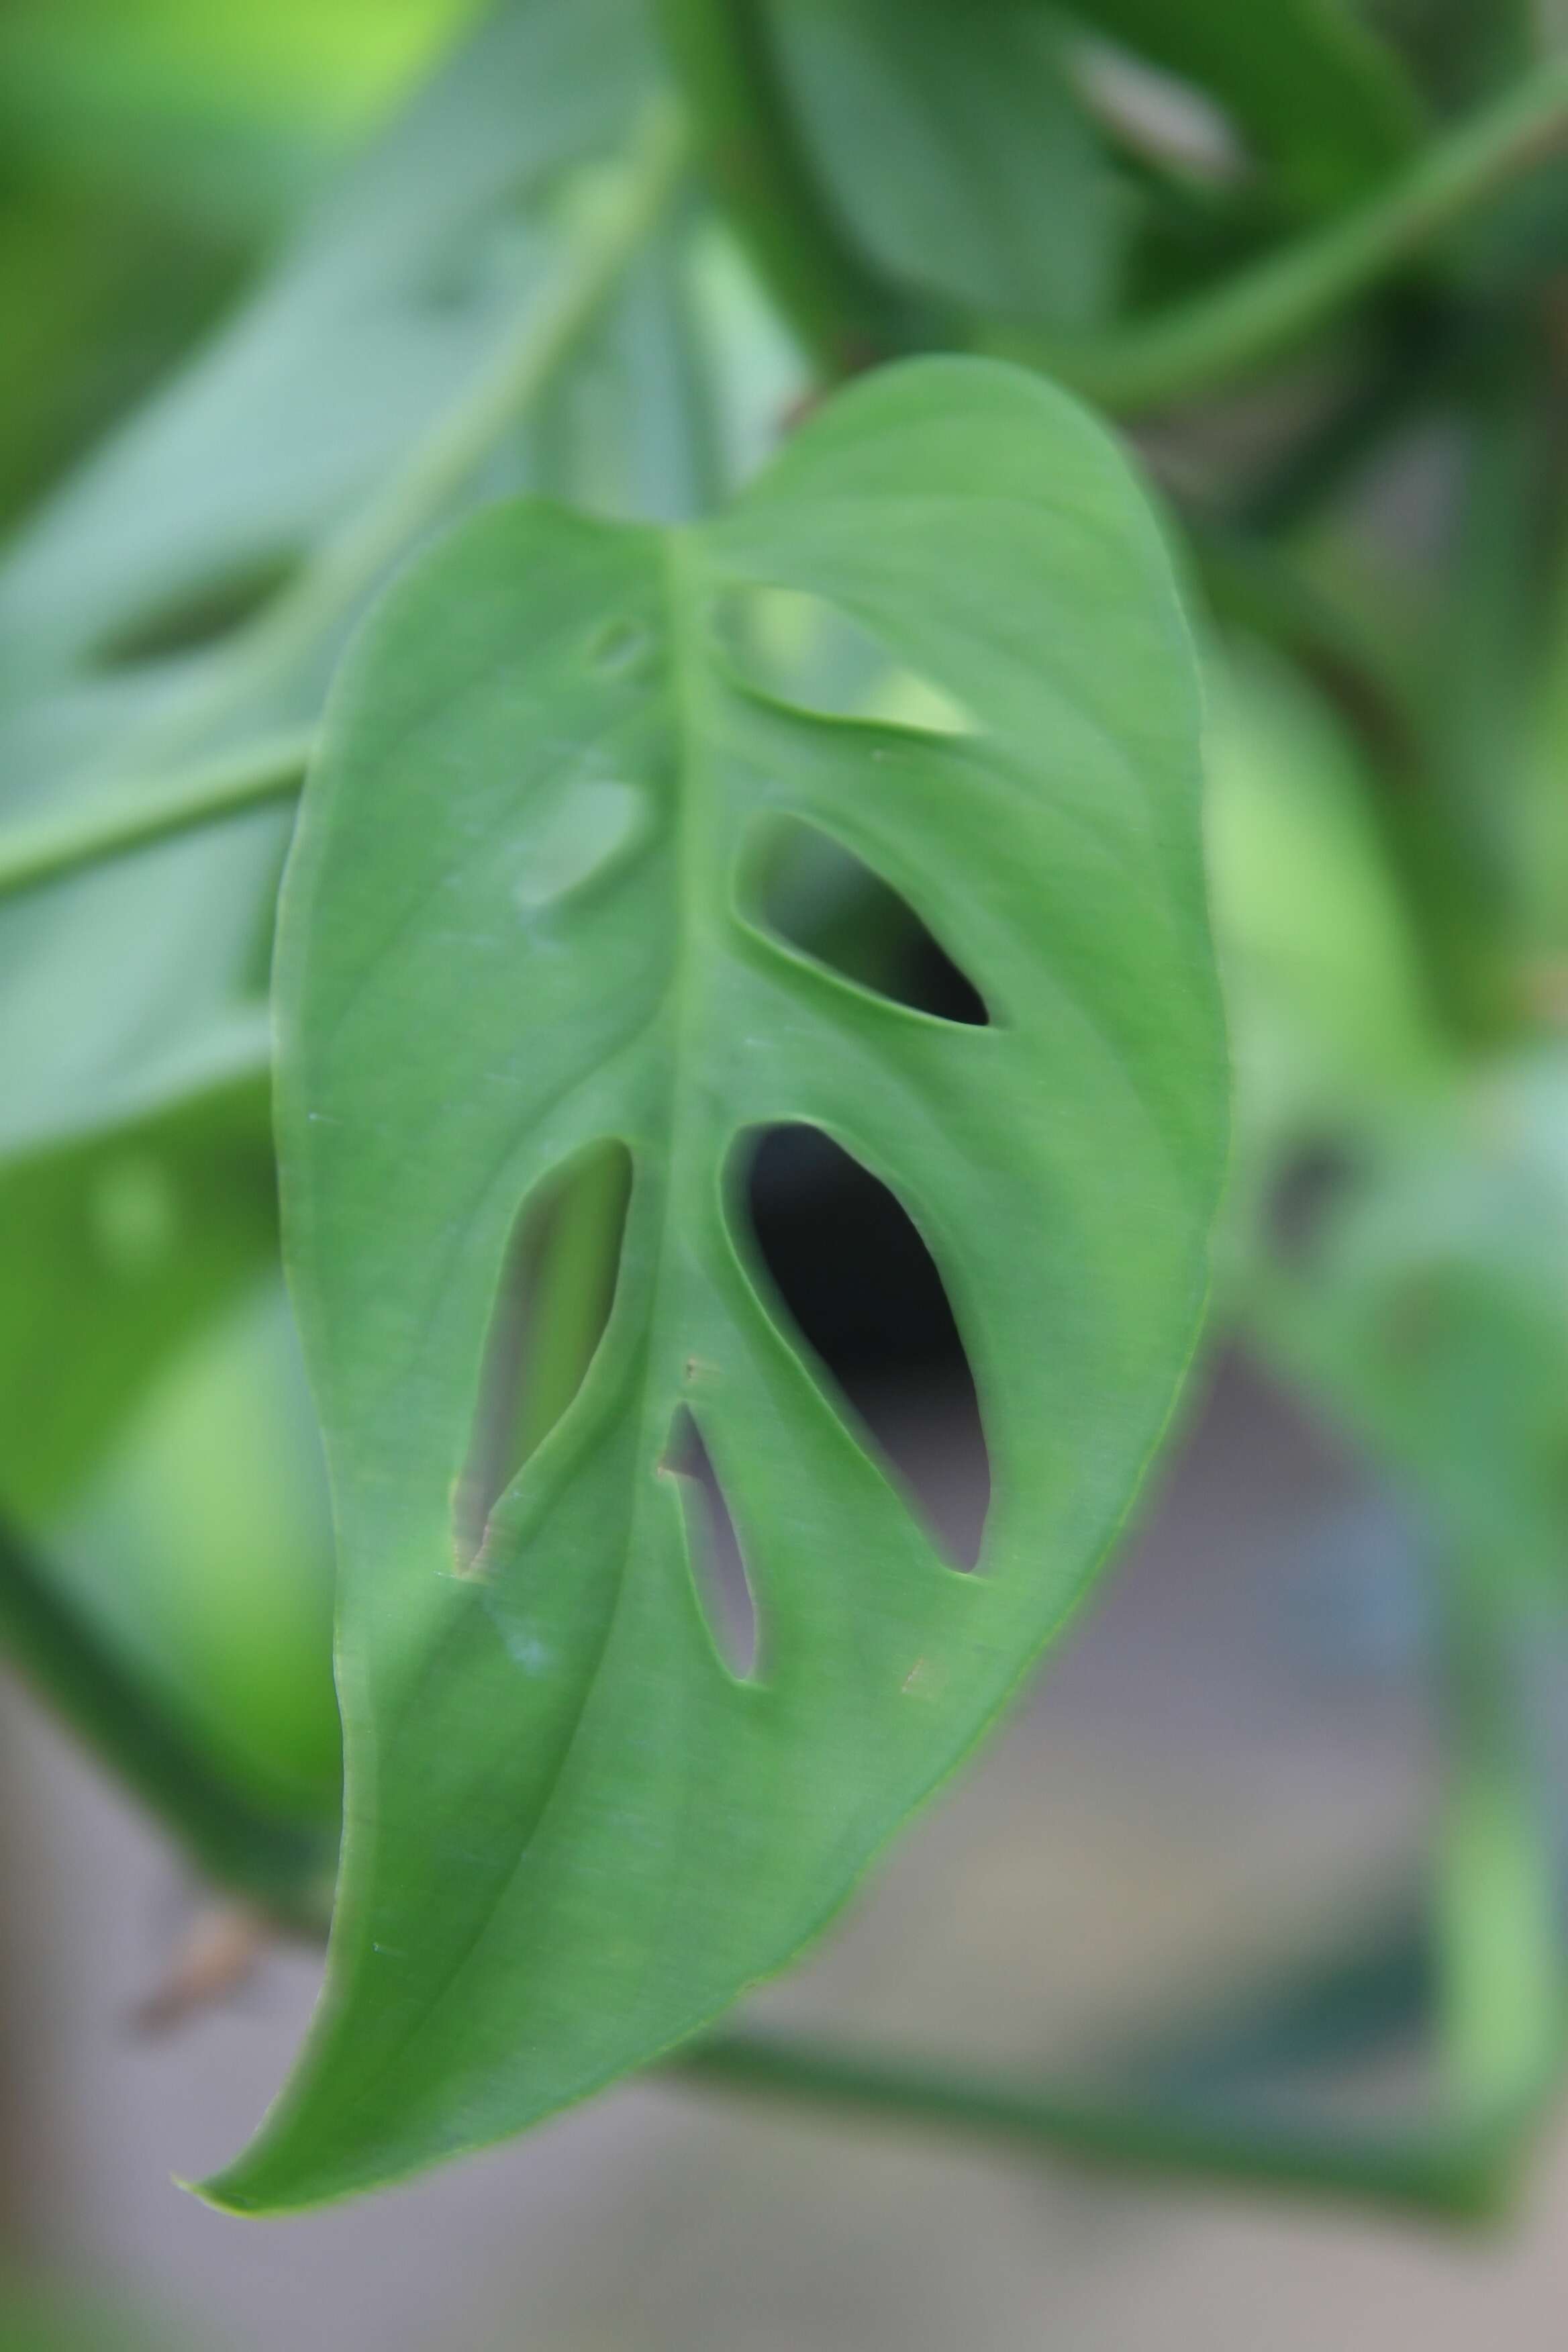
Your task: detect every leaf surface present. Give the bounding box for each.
[0,0,680,1514]
[211,355,1226,2210]
[0,0,666,1182]
[1246,1055,1568,1601]
[0,1018,276,1524]
[765,0,1124,328]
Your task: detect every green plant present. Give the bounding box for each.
[2,0,1567,2224]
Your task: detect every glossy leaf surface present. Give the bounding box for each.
[211,356,1226,2210]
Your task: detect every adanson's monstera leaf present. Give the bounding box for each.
[209,356,1226,2210]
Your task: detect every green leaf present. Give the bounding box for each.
[0,0,658,688]
[0,0,680,1526]
[0,1488,332,1912]
[1063,0,1422,214]
[209,355,1226,2210]
[54,1275,340,1827]
[765,0,1126,328]
[1246,1052,1568,1601]
[0,1024,338,1896]
[0,1018,275,1524]
[1205,638,1447,1149]
[0,0,667,1171]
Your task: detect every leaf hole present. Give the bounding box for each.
[742,1126,990,1571]
[91,550,303,671]
[716,585,973,735]
[662,1406,759,1680]
[742,814,989,1026]
[452,1140,632,1573]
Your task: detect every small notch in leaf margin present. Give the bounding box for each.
[660,1407,760,1681]
[452,1139,632,1575]
[738,813,989,1026]
[736,1125,990,1573]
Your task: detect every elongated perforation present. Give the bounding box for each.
[93,551,303,671]
[452,1140,632,1573]
[741,1126,990,1570]
[715,584,973,734]
[662,1407,759,1679]
[740,814,989,1025]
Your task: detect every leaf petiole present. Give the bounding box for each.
[991,54,1568,411]
[0,730,313,909]
[675,2022,1549,2222]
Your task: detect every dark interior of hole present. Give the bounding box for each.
[752,820,987,1026]
[903,930,987,1026]
[92,549,301,671]
[746,1126,989,1568]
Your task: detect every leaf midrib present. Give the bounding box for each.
[630,519,725,1502]
[317,526,741,2131]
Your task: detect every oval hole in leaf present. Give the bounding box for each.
[452,1138,632,1573]
[716,585,973,735]
[742,1125,989,1570]
[92,551,303,671]
[741,812,989,1025]
[661,1406,758,1679]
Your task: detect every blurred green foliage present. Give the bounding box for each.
[1,0,1568,2226]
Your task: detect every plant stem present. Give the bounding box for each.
[1432,1559,1565,2118]
[657,0,913,377]
[0,729,312,908]
[993,55,1568,411]
[1424,331,1555,997]
[675,2027,1532,2220]
[0,1515,333,1928]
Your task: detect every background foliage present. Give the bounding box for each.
[2,0,1568,2275]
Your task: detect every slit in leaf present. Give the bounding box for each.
[92,551,303,671]
[742,813,989,1025]
[716,584,973,735]
[452,1139,632,1573]
[741,1125,990,1571]
[663,1406,759,1680]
